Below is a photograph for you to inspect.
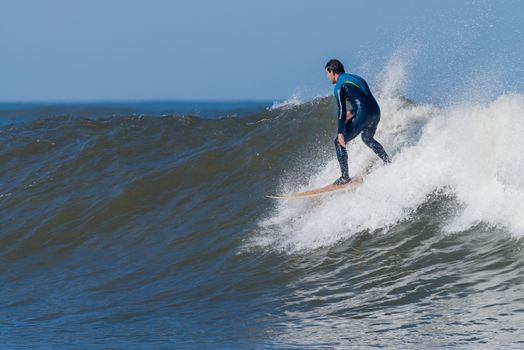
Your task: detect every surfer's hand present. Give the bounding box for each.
[338,133,345,147]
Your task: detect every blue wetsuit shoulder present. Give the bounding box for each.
[333,73,370,97]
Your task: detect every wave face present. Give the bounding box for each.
[1,90,524,348]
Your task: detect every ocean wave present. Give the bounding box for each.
[248,89,524,252]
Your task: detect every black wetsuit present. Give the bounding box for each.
[333,73,390,179]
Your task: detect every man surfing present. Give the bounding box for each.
[325,59,391,185]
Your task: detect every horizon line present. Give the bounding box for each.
[0,98,284,105]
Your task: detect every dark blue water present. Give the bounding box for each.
[0,100,274,125]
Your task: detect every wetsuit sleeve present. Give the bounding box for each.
[336,85,347,134]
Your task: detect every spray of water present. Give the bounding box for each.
[249,52,524,253]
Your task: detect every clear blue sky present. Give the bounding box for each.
[1,0,523,102]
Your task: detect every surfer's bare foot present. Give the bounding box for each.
[333,176,351,185]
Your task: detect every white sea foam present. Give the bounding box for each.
[269,90,304,110]
[251,60,524,252]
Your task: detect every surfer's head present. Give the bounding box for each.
[325,59,345,84]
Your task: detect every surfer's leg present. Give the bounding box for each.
[361,122,391,164]
[334,137,349,179]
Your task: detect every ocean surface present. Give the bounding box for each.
[1,87,524,348]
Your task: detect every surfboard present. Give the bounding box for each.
[267,176,364,199]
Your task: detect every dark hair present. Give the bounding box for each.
[325,59,345,74]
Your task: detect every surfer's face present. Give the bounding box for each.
[326,69,337,84]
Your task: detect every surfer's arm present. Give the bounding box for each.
[336,86,347,134]
[337,133,345,147]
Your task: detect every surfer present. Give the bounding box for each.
[325,59,391,185]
